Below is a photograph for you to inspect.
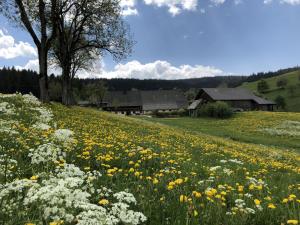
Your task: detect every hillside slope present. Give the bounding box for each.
[138,112,300,151]
[240,70,300,111]
[1,93,300,225]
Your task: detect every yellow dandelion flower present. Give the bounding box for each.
[238,185,244,192]
[179,195,188,203]
[175,178,183,185]
[282,198,289,203]
[99,199,109,205]
[254,199,261,205]
[193,210,198,217]
[268,203,276,209]
[153,178,159,184]
[167,185,174,190]
[49,221,63,225]
[30,175,38,181]
[192,191,202,198]
[288,194,297,200]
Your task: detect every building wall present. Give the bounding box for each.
[225,100,254,110]
[256,104,274,111]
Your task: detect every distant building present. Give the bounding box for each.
[102,90,188,114]
[188,88,276,114]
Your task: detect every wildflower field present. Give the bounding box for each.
[1,94,300,225]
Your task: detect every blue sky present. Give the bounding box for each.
[1,0,300,79]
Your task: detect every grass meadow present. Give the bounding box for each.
[139,112,300,151]
[1,94,300,225]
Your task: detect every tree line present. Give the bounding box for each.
[0,67,247,102]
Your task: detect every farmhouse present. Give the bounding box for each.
[188,88,276,114]
[103,90,188,114]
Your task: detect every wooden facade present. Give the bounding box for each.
[102,90,188,114]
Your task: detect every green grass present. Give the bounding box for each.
[137,112,300,151]
[239,70,300,112]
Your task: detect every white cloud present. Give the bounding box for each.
[0,30,37,59]
[234,0,243,4]
[122,7,139,16]
[16,59,39,71]
[209,0,244,6]
[76,60,224,80]
[263,0,273,3]
[16,59,62,75]
[210,0,226,6]
[17,59,225,80]
[280,0,300,4]
[120,0,139,16]
[144,0,198,16]
[264,0,300,4]
[121,0,198,17]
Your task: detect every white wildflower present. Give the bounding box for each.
[223,168,233,175]
[22,94,41,105]
[0,102,15,115]
[113,192,137,205]
[53,129,75,144]
[209,166,221,172]
[228,159,244,165]
[29,143,65,165]
[33,122,51,130]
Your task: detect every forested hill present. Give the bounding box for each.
[245,66,300,83]
[76,76,246,91]
[0,67,245,95]
[1,66,299,99]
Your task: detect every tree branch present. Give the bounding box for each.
[15,0,41,48]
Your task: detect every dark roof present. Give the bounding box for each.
[141,90,188,111]
[103,90,188,110]
[252,96,275,105]
[197,88,275,105]
[103,91,141,107]
[188,99,202,110]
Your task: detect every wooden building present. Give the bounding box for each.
[102,90,188,114]
[188,88,276,114]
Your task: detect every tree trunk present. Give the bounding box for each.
[61,66,75,106]
[38,46,50,103]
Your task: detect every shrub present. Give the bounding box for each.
[287,85,297,97]
[257,79,269,93]
[275,95,286,110]
[276,78,288,88]
[153,109,188,118]
[198,101,233,119]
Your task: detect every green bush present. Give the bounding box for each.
[198,101,233,119]
[275,95,286,110]
[153,109,188,118]
[257,79,269,93]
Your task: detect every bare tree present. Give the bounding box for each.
[51,0,133,105]
[0,0,58,102]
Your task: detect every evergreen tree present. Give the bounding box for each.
[275,95,286,110]
[276,78,288,88]
[257,79,269,93]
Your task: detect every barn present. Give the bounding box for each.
[102,90,188,114]
[188,88,276,114]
